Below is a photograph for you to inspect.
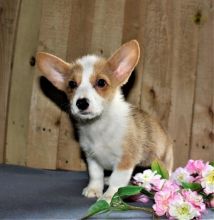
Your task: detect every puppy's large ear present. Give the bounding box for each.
[107,40,140,85]
[36,52,70,91]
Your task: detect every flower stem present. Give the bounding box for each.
[127,205,153,213]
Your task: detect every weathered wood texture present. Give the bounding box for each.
[190,0,214,161]
[6,0,42,166]
[27,0,72,169]
[1,0,213,170]
[0,0,20,163]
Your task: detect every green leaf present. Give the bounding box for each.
[117,185,143,197]
[140,188,154,197]
[151,160,169,179]
[110,192,129,211]
[83,200,110,219]
[209,161,214,167]
[110,192,153,213]
[181,182,202,191]
[111,192,123,205]
[116,185,153,199]
[199,192,213,201]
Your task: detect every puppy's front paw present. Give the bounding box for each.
[82,185,103,198]
[99,194,113,204]
[100,187,118,203]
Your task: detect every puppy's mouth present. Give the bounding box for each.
[71,109,102,121]
[79,111,91,115]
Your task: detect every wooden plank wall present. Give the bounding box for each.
[6,0,42,165]
[190,1,214,161]
[0,0,21,163]
[1,0,213,170]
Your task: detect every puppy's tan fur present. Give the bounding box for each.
[119,107,173,171]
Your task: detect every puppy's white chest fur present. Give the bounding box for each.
[78,91,130,170]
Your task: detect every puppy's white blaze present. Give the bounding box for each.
[71,55,104,120]
[76,55,99,77]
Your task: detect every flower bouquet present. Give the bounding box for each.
[83,160,214,220]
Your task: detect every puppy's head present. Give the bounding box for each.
[36,40,140,121]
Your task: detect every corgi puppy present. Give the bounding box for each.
[36,40,173,202]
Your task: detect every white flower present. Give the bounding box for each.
[133,169,161,191]
[201,164,214,194]
[171,167,193,185]
[169,199,199,220]
[182,189,206,213]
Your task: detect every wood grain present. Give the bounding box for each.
[167,0,202,168]
[5,0,42,166]
[90,0,125,56]
[190,0,214,161]
[0,0,21,163]
[65,0,96,60]
[27,0,72,169]
[140,0,174,130]
[57,112,86,171]
[122,0,144,107]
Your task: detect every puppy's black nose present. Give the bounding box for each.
[76,98,89,111]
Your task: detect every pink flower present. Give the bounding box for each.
[171,167,193,185]
[132,161,211,219]
[162,179,180,192]
[185,160,206,175]
[151,178,165,191]
[153,190,172,216]
[182,189,206,214]
[130,194,149,203]
[153,189,182,216]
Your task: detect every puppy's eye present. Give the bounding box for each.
[68,80,78,89]
[96,79,107,88]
